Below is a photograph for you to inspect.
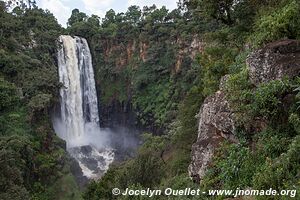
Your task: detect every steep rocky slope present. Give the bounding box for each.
[189,39,300,182]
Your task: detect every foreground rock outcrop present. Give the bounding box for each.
[247,39,300,86]
[189,39,300,182]
[188,78,236,182]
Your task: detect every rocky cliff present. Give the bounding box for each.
[189,39,300,182]
[188,76,237,182]
[97,36,205,131]
[247,39,300,86]
[100,36,204,71]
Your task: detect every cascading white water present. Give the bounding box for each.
[56,35,99,145]
[54,35,114,179]
[57,35,85,142]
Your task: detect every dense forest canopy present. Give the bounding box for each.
[0,0,300,199]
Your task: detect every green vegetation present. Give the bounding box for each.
[250,0,300,46]
[76,0,300,199]
[1,0,300,199]
[0,1,81,199]
[65,4,214,130]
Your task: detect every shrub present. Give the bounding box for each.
[251,80,291,121]
[227,74,291,127]
[199,46,238,96]
[253,135,300,200]
[250,0,300,46]
[216,143,257,189]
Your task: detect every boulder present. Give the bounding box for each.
[246,39,300,86]
[188,86,236,182]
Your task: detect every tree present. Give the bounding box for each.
[0,135,33,200]
[102,9,116,27]
[5,0,36,9]
[184,0,235,25]
[87,14,100,27]
[0,77,19,111]
[67,8,87,26]
[151,6,168,23]
[125,5,141,25]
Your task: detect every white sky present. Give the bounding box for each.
[35,0,178,27]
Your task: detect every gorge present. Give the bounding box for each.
[0,0,299,199]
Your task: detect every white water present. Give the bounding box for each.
[54,35,114,179]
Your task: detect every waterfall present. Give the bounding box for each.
[56,35,99,145]
[54,35,114,179]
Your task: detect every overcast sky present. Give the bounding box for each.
[35,0,178,27]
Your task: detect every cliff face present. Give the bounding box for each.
[97,36,205,129]
[101,36,204,71]
[189,39,300,182]
[175,37,205,73]
[188,76,237,182]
